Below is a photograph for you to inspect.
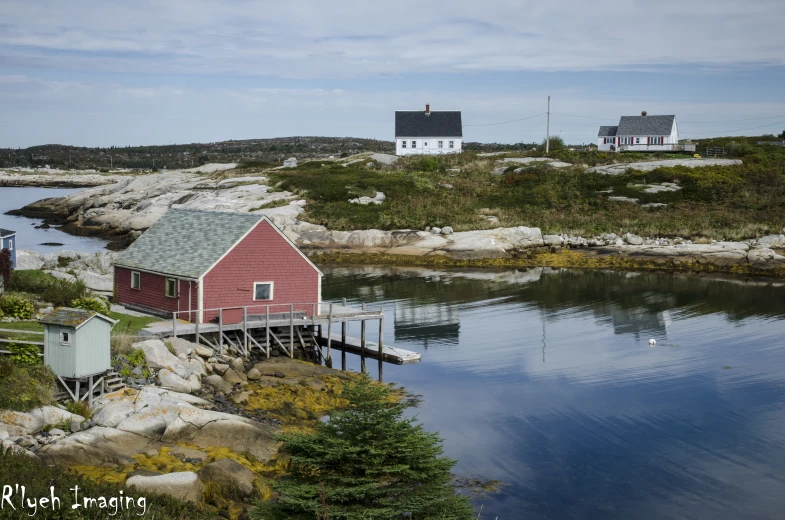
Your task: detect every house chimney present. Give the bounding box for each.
[425,104,430,115]
[641,111,647,117]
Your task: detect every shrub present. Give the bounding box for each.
[0,294,35,319]
[66,400,92,420]
[42,277,89,307]
[7,343,42,365]
[72,296,111,315]
[0,359,55,412]
[0,248,11,288]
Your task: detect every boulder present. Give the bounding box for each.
[14,250,45,271]
[135,339,193,379]
[0,410,45,436]
[158,369,199,394]
[126,472,204,503]
[223,368,246,385]
[203,375,233,394]
[170,445,207,463]
[230,391,251,405]
[167,337,196,357]
[441,226,454,235]
[1,440,38,460]
[213,363,230,375]
[246,368,261,381]
[230,358,245,373]
[543,235,563,246]
[197,459,256,498]
[624,233,644,246]
[758,234,785,247]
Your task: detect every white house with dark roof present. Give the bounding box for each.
[395,104,462,156]
[598,112,693,153]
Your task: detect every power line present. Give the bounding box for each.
[680,114,785,124]
[681,119,785,137]
[463,112,546,127]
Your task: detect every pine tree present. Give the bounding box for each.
[253,374,474,520]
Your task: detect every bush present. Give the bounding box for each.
[0,294,35,319]
[0,359,55,412]
[72,296,111,315]
[7,343,42,365]
[9,271,90,307]
[66,400,92,420]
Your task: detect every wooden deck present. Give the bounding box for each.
[140,302,421,365]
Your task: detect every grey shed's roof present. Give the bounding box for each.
[0,228,16,237]
[598,126,618,137]
[40,308,116,329]
[115,208,265,279]
[395,111,462,138]
[616,115,675,136]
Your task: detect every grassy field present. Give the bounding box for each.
[239,138,785,241]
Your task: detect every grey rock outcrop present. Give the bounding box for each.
[126,472,204,503]
[197,459,256,497]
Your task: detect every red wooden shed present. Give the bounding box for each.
[113,208,322,323]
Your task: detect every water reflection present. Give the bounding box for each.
[322,266,785,520]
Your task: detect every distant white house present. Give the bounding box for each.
[283,157,297,168]
[395,105,462,156]
[598,112,694,153]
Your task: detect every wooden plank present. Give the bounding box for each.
[0,328,44,335]
[316,333,420,365]
[0,338,44,346]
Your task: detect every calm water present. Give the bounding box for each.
[0,186,108,253]
[321,266,785,520]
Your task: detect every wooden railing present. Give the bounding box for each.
[0,328,44,356]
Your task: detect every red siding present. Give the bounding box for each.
[114,267,198,321]
[202,220,320,324]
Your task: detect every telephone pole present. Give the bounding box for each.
[546,96,551,153]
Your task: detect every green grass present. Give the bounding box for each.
[109,312,158,335]
[256,139,785,240]
[0,321,44,343]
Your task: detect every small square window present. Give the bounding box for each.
[131,271,140,290]
[449,141,454,148]
[60,331,70,345]
[411,140,416,148]
[165,278,176,298]
[438,141,443,148]
[424,141,428,147]
[635,138,640,144]
[254,282,274,301]
[7,240,12,251]
[401,140,407,149]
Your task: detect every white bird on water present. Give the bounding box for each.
[649,339,657,346]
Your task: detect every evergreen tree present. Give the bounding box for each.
[253,374,474,520]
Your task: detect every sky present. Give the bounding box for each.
[1,0,784,148]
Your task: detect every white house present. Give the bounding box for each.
[597,112,694,153]
[395,105,462,156]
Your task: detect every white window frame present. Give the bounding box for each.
[449,140,454,149]
[60,330,71,346]
[131,271,141,290]
[438,140,443,148]
[7,239,12,251]
[411,140,417,148]
[253,281,274,301]
[165,277,177,298]
[401,140,406,149]
[635,137,640,144]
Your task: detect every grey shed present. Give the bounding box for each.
[40,308,117,378]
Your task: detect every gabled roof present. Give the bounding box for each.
[40,308,117,329]
[0,228,16,238]
[395,111,462,138]
[598,126,618,137]
[115,208,322,279]
[616,115,675,136]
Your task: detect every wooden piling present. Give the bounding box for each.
[360,302,366,373]
[341,321,347,371]
[327,303,333,363]
[243,306,248,355]
[289,304,294,358]
[265,306,270,358]
[378,314,384,382]
[218,309,224,355]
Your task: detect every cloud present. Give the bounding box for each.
[0,0,783,78]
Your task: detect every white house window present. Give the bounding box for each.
[438,141,443,148]
[411,140,417,148]
[253,282,274,301]
[635,137,640,144]
[401,140,407,149]
[60,331,71,345]
[7,240,12,251]
[449,141,454,148]
[165,278,176,298]
[131,271,140,290]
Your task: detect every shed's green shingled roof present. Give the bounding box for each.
[39,308,115,329]
[115,208,263,279]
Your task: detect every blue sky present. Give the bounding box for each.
[1,0,784,147]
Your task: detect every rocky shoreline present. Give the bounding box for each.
[4,169,785,274]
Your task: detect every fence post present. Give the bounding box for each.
[243,306,248,356]
[326,303,333,364]
[265,305,270,359]
[218,308,223,355]
[360,302,366,373]
[289,303,294,358]
[378,314,384,382]
[172,312,177,338]
[195,314,200,346]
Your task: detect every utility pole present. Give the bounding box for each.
[546,95,551,154]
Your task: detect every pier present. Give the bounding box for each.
[140,301,421,375]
